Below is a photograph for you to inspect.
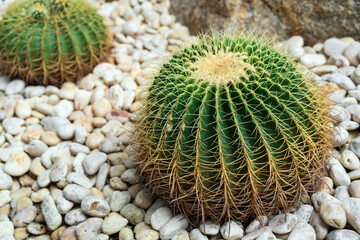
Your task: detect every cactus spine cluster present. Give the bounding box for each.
[136,33,334,224]
[0,0,112,86]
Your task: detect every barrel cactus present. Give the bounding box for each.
[0,0,112,86]
[136,33,334,224]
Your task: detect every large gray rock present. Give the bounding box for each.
[170,0,360,41]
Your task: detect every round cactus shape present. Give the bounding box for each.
[136,33,334,224]
[0,0,112,86]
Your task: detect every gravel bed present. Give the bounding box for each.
[0,0,359,240]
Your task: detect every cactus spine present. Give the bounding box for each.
[136,33,334,224]
[0,0,112,86]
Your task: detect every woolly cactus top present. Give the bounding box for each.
[136,33,334,224]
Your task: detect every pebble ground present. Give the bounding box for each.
[0,0,360,240]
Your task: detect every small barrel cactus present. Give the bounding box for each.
[136,33,334,224]
[0,0,112,86]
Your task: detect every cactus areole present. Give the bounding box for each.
[136,33,334,224]
[0,0,112,86]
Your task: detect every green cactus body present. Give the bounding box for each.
[136,34,334,224]
[0,0,112,86]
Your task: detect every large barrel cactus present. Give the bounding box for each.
[136,33,334,224]
[0,0,112,86]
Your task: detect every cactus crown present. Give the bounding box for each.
[136,32,334,224]
[0,0,112,86]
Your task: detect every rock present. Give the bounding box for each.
[150,207,173,231]
[300,54,326,68]
[322,74,355,91]
[319,200,346,229]
[326,229,360,240]
[0,221,14,237]
[220,221,244,240]
[349,180,360,198]
[329,158,351,186]
[50,160,68,182]
[323,38,349,56]
[122,22,140,36]
[0,191,11,207]
[24,86,46,98]
[13,206,37,227]
[327,54,350,67]
[27,140,48,157]
[5,80,25,95]
[171,230,190,240]
[85,132,105,150]
[70,143,90,155]
[287,223,315,240]
[27,223,47,235]
[199,221,220,236]
[134,189,153,209]
[41,117,71,132]
[60,226,77,240]
[65,209,88,225]
[83,152,107,175]
[109,191,131,212]
[353,65,360,84]
[53,100,74,118]
[81,196,110,217]
[312,65,337,75]
[342,198,360,234]
[294,204,313,223]
[74,90,91,110]
[56,195,74,214]
[76,218,103,239]
[63,184,91,203]
[93,98,112,118]
[189,229,208,240]
[15,100,31,119]
[268,213,297,234]
[4,151,31,177]
[0,170,12,190]
[120,203,145,225]
[40,131,61,146]
[329,106,351,122]
[309,213,329,240]
[135,229,160,240]
[66,172,92,189]
[32,188,50,203]
[339,121,359,131]
[160,214,189,240]
[335,186,351,203]
[344,41,360,66]
[3,117,24,135]
[101,213,128,235]
[340,150,360,170]
[121,169,141,184]
[57,124,75,140]
[41,195,62,231]
[98,136,124,153]
[241,226,275,240]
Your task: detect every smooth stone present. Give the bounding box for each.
[171,230,190,240]
[326,229,360,240]
[340,150,360,170]
[287,223,316,240]
[344,41,360,66]
[0,170,12,190]
[294,204,314,223]
[0,191,11,207]
[63,184,91,203]
[57,124,75,140]
[268,213,297,234]
[52,100,74,118]
[349,180,360,198]
[309,213,329,240]
[15,100,31,119]
[331,126,349,147]
[339,121,359,130]
[334,186,351,202]
[26,223,47,235]
[56,195,74,214]
[322,74,355,91]
[120,203,145,225]
[135,229,160,240]
[189,229,208,240]
[300,54,326,68]
[160,214,189,240]
[65,208,88,225]
[3,117,24,135]
[13,206,37,227]
[98,136,124,153]
[5,80,25,95]
[199,221,220,236]
[93,98,112,118]
[329,158,351,186]
[0,221,14,237]
[329,106,351,122]
[70,143,90,155]
[81,196,110,217]
[327,54,350,67]
[82,152,107,175]
[41,117,71,132]
[41,195,62,231]
[150,207,172,231]
[76,217,103,239]
[350,136,360,157]
[121,169,141,184]
[24,86,46,98]
[241,227,275,240]
[122,22,140,36]
[59,226,77,240]
[109,191,131,212]
[119,227,135,240]
[144,199,166,225]
[66,172,92,188]
[343,198,360,234]
[27,140,48,157]
[220,221,244,240]
[311,191,342,212]
[324,38,349,56]
[312,65,337,75]
[4,151,31,177]
[134,189,153,209]
[50,159,68,182]
[74,90,91,110]
[320,200,346,229]
[101,212,128,235]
